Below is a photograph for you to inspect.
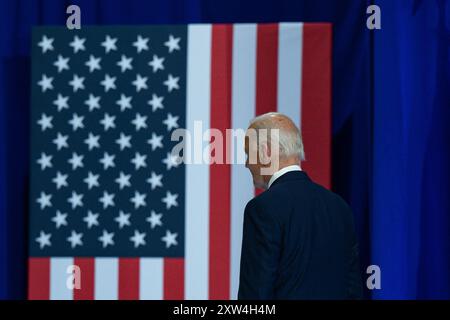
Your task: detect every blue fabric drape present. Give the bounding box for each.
[372,0,450,299]
[0,0,448,299]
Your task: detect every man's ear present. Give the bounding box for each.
[259,141,271,165]
[266,141,272,158]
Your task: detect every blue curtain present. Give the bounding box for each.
[372,0,450,299]
[0,0,448,299]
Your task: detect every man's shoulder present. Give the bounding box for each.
[244,184,294,219]
[255,176,351,213]
[243,193,283,228]
[248,186,287,207]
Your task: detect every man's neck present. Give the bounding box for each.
[263,158,302,187]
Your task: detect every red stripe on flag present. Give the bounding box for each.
[256,23,279,116]
[73,257,94,300]
[209,24,232,299]
[255,23,279,195]
[163,258,184,299]
[28,257,50,300]
[301,23,332,189]
[118,258,139,300]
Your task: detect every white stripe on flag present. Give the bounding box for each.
[50,257,73,300]
[185,24,212,300]
[230,23,257,300]
[94,258,118,300]
[139,258,163,300]
[277,22,303,129]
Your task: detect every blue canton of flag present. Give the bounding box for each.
[30,26,186,257]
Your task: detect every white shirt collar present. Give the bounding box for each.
[268,165,302,188]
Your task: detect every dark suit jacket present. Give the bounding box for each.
[238,171,363,299]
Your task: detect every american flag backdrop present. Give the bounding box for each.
[28,23,331,300]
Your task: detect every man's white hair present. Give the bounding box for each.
[249,112,305,161]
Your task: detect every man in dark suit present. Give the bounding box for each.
[238,112,363,299]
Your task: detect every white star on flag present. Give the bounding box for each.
[164,34,181,53]
[52,171,68,189]
[100,113,116,131]
[68,113,84,131]
[37,74,53,92]
[51,211,68,229]
[130,191,146,209]
[163,113,179,131]
[85,94,101,111]
[148,93,164,112]
[37,113,53,131]
[115,211,131,229]
[100,74,117,92]
[131,152,147,170]
[67,230,83,248]
[53,55,70,72]
[53,93,69,111]
[162,152,181,170]
[146,210,163,229]
[37,192,52,209]
[133,35,149,53]
[67,191,83,209]
[115,172,132,189]
[38,35,54,53]
[99,191,115,209]
[101,35,118,53]
[132,74,148,92]
[69,35,86,53]
[116,94,132,112]
[37,152,53,170]
[148,54,164,72]
[69,74,85,92]
[163,74,180,92]
[162,191,178,209]
[84,133,101,150]
[116,132,132,150]
[53,132,69,150]
[147,132,163,151]
[83,211,100,229]
[99,152,116,170]
[84,171,100,189]
[130,230,146,248]
[36,231,52,249]
[117,55,133,72]
[85,55,102,72]
[68,152,84,170]
[161,230,178,248]
[147,171,163,190]
[99,230,115,248]
[131,113,147,131]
